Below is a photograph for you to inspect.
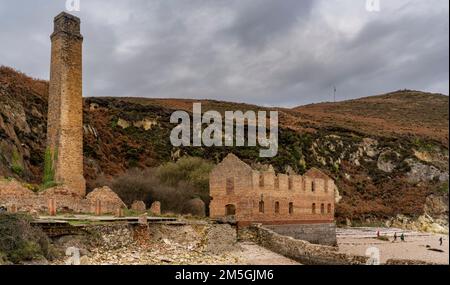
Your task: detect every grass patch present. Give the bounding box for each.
[67,220,106,226]
[41,147,57,190]
[123,209,143,217]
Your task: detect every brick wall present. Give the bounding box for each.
[210,154,335,225]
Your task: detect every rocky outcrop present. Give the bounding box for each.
[424,194,449,222]
[377,150,399,173]
[115,117,158,131]
[387,214,448,234]
[406,159,449,184]
[0,67,48,182]
[389,192,449,234]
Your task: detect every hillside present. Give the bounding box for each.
[0,66,448,224]
[293,91,449,145]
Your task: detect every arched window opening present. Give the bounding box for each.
[289,202,294,215]
[312,203,316,214]
[320,203,325,214]
[259,201,265,213]
[327,204,332,214]
[225,204,236,216]
[274,201,280,214]
[226,178,234,194]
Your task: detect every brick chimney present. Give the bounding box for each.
[46,12,86,196]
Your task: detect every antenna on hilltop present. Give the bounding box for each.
[333,86,337,103]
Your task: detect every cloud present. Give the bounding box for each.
[0,0,448,107]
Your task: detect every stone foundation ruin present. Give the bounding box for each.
[0,179,125,215]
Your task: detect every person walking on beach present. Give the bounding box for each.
[394,232,397,242]
[400,233,405,242]
[439,237,443,246]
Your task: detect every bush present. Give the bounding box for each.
[11,150,23,176]
[0,213,59,264]
[95,157,214,215]
[437,181,449,194]
[156,157,213,209]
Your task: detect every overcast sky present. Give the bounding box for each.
[0,0,448,107]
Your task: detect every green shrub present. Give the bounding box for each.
[156,157,214,211]
[11,165,23,176]
[0,251,7,265]
[11,150,23,176]
[42,147,56,189]
[0,213,60,264]
[437,181,449,194]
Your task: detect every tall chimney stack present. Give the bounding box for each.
[46,12,86,196]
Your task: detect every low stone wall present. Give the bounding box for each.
[385,259,438,265]
[265,223,337,246]
[242,224,368,265]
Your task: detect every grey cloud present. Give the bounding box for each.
[0,0,448,107]
[223,0,314,49]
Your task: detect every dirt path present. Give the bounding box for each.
[337,227,449,264]
[231,242,300,265]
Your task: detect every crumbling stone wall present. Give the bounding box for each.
[210,154,335,225]
[266,223,337,246]
[85,186,126,214]
[242,224,367,265]
[46,12,86,196]
[131,201,146,213]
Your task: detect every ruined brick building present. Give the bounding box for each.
[210,154,337,245]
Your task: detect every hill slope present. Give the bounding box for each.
[0,66,448,224]
[293,91,449,145]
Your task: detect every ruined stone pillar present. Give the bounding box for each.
[48,198,56,216]
[150,201,161,216]
[95,199,102,216]
[9,204,17,214]
[47,12,86,196]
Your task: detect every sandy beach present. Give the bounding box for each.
[337,227,449,264]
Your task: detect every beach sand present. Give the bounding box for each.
[337,227,449,264]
